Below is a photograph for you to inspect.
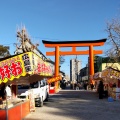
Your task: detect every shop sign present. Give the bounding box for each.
[47,75,62,84]
[0,52,53,84]
[30,52,53,76]
[0,54,26,84]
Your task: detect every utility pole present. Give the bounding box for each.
[75,55,78,82]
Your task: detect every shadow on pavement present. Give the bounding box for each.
[24,89,120,120]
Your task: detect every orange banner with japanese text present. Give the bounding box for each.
[47,75,62,84]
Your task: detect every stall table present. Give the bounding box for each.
[0,100,30,120]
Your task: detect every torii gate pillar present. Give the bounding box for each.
[55,46,59,76]
[89,45,94,78]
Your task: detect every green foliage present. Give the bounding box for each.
[0,45,10,57]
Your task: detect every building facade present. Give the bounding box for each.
[70,58,82,83]
[79,64,89,82]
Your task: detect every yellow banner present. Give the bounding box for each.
[0,53,27,84]
[0,52,53,84]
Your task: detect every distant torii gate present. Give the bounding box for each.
[42,39,106,84]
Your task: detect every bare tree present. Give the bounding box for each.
[59,55,65,65]
[105,18,120,68]
[15,27,40,55]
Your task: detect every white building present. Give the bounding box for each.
[70,58,82,83]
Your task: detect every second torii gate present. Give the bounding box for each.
[42,39,106,84]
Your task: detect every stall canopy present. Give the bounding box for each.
[0,52,54,86]
[93,67,120,81]
[93,72,102,80]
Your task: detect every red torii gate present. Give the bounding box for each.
[42,39,106,84]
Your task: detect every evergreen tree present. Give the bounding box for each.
[0,45,10,58]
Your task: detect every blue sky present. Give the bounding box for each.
[0,0,120,75]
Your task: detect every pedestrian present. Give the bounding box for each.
[74,82,77,90]
[0,96,3,109]
[77,83,81,89]
[5,85,12,100]
[84,82,88,90]
[76,83,79,90]
[0,83,6,100]
[98,80,104,99]
[90,83,94,90]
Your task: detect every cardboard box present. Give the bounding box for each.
[113,88,120,92]
[116,93,120,100]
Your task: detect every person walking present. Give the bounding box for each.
[98,80,104,99]
[84,82,88,90]
[90,83,94,90]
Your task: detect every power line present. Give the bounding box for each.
[31,36,61,41]
[0,42,14,45]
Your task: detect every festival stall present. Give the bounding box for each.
[93,67,120,100]
[0,51,53,120]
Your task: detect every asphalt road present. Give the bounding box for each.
[23,88,120,120]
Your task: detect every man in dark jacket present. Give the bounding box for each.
[98,80,104,99]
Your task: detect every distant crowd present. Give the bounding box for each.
[70,81,89,90]
[60,79,109,99]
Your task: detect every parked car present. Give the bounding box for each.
[18,79,49,107]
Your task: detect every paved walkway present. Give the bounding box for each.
[23,88,120,120]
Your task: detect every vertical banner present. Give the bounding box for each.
[29,89,35,112]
